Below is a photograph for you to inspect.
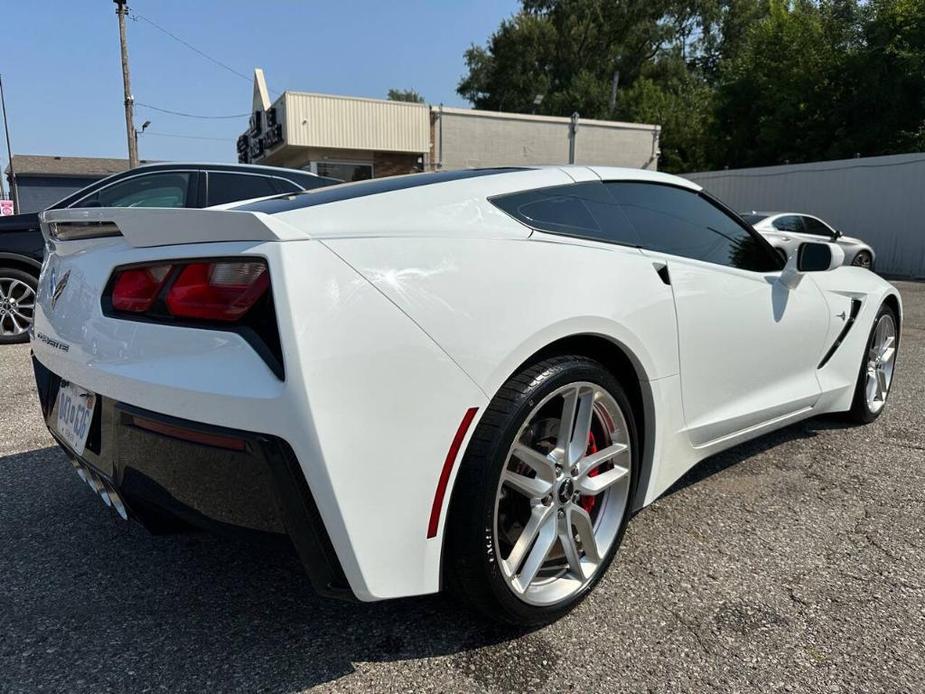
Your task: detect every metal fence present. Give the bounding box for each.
[684,153,925,278]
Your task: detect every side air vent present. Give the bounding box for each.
[818,299,862,369]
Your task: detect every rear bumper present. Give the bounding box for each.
[33,355,352,600]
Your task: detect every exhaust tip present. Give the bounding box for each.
[108,488,129,520]
[69,461,128,520]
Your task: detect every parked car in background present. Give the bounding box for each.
[0,162,338,343]
[742,212,875,269]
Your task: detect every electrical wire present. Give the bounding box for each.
[143,131,233,142]
[128,10,280,95]
[129,11,251,84]
[136,102,249,119]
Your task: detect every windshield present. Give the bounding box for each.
[740,213,768,225]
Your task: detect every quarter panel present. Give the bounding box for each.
[324,236,682,396]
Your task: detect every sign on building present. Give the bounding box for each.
[237,107,283,164]
[0,200,14,216]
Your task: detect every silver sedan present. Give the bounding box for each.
[742,212,876,269]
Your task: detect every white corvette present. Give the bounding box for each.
[31,167,901,625]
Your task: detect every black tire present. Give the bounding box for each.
[444,355,638,626]
[852,251,873,269]
[845,303,898,424]
[0,267,38,345]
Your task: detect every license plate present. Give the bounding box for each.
[55,381,96,456]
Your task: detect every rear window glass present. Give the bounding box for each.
[491,182,640,246]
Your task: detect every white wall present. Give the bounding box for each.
[437,108,659,171]
[685,153,925,278]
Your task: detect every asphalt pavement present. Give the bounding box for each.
[1,282,923,693]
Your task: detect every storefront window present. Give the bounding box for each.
[311,161,374,182]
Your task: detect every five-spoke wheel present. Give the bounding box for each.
[849,302,899,423]
[446,355,636,625]
[495,382,631,605]
[0,269,37,344]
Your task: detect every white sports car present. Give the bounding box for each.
[31,167,901,625]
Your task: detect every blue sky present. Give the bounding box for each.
[3,1,518,164]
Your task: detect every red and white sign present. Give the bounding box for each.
[0,200,13,216]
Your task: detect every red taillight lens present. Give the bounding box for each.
[165,261,269,322]
[111,264,172,312]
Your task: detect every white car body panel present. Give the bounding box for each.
[31,167,902,602]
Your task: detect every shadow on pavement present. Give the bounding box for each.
[0,412,860,691]
[662,414,855,499]
[0,446,525,692]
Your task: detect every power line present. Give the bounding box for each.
[144,131,233,142]
[127,10,279,95]
[129,11,251,84]
[136,102,249,119]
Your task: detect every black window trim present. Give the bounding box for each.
[490,180,785,272]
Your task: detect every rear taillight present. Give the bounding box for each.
[108,259,269,322]
[103,257,282,379]
[111,264,172,313]
[166,261,269,322]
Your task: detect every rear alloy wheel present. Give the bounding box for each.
[852,251,873,269]
[446,356,637,625]
[847,303,898,423]
[0,269,37,345]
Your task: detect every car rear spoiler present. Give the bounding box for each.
[39,207,308,248]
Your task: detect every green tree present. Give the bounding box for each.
[457,0,729,172]
[387,88,425,103]
[459,0,925,172]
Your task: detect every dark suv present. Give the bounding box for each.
[0,162,337,343]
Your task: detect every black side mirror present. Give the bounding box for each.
[798,242,837,272]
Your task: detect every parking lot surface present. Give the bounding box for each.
[1,281,923,693]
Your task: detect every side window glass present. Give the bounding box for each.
[801,216,833,237]
[73,172,192,209]
[772,215,804,233]
[207,173,277,206]
[490,182,640,246]
[605,182,780,272]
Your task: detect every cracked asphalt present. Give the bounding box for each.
[1,281,923,693]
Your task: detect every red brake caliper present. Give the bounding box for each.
[580,430,600,514]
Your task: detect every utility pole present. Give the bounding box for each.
[609,70,620,114]
[0,74,18,211]
[114,0,138,168]
[568,112,580,164]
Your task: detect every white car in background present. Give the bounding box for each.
[31,167,901,626]
[742,211,876,269]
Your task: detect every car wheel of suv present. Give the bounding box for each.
[445,355,638,626]
[0,268,37,344]
[847,303,898,423]
[852,251,873,269]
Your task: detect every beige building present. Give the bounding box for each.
[238,70,660,180]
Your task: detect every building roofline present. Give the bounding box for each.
[435,105,660,132]
[281,90,429,109]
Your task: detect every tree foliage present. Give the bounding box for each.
[387,88,425,103]
[458,0,925,172]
